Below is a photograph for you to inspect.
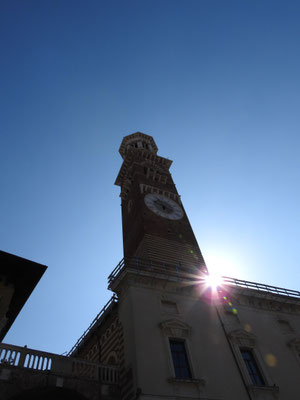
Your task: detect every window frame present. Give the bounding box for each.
[169,338,192,380]
[228,329,274,389]
[240,348,265,386]
[160,318,195,381]
[288,337,300,367]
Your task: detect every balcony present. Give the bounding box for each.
[0,342,119,384]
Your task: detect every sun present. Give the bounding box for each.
[204,250,241,279]
[204,271,223,291]
[201,251,241,296]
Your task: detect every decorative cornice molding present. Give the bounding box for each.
[230,293,300,315]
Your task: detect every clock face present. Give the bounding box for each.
[144,193,184,220]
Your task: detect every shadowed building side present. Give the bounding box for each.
[0,251,47,342]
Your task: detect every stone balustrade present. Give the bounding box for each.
[0,342,119,384]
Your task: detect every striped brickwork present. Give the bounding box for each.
[75,309,134,400]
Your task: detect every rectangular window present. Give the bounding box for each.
[241,349,265,386]
[169,339,191,379]
[161,300,178,314]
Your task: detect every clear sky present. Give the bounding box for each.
[1,0,300,354]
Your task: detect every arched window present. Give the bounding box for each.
[106,351,118,365]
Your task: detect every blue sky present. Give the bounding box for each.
[1,0,300,354]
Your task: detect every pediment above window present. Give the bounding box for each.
[160,319,191,338]
[287,337,300,351]
[228,329,257,347]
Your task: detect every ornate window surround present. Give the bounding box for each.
[160,319,190,339]
[287,337,300,367]
[159,318,206,394]
[160,319,194,379]
[228,329,279,400]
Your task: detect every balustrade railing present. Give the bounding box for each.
[222,276,300,300]
[0,343,119,384]
[108,258,300,302]
[67,295,118,356]
[108,257,203,286]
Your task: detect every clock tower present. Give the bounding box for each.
[68,132,298,400]
[115,132,206,271]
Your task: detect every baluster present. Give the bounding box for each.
[34,355,38,369]
[23,353,29,368]
[6,350,11,363]
[9,351,15,365]
[29,354,34,368]
[13,351,20,366]
[1,349,7,363]
[38,356,43,370]
[13,351,19,365]
[25,354,30,368]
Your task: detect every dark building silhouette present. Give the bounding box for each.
[0,251,46,342]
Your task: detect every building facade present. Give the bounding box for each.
[1,132,300,400]
[69,133,300,400]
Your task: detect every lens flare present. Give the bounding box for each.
[265,353,277,367]
[204,271,223,292]
[204,251,241,280]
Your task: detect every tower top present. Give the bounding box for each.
[119,132,158,159]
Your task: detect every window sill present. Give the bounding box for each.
[248,385,279,400]
[168,377,206,386]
